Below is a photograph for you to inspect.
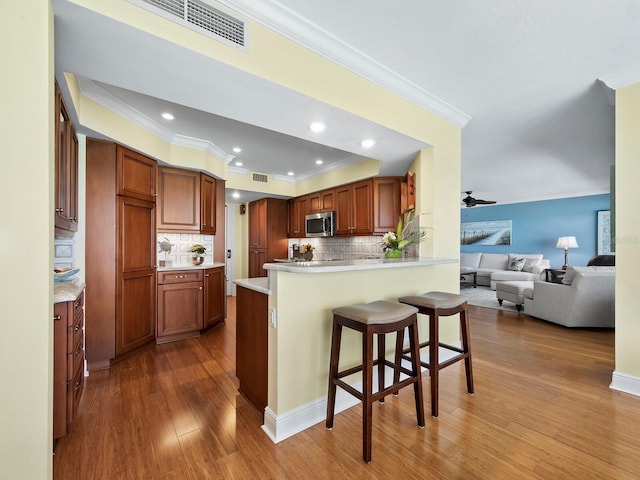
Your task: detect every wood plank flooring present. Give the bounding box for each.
[53,300,640,479]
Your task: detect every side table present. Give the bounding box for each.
[460,268,478,288]
[545,268,566,284]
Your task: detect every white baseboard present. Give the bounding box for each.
[610,371,640,397]
[261,347,460,443]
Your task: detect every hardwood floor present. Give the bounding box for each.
[54,300,640,479]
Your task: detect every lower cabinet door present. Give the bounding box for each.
[117,270,156,355]
[204,267,225,329]
[157,281,204,338]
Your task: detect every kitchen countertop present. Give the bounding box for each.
[157,262,225,272]
[54,278,85,303]
[263,256,457,274]
[233,277,270,295]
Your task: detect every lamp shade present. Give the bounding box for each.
[556,236,579,249]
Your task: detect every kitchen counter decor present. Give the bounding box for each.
[300,243,314,261]
[190,243,206,265]
[382,210,426,258]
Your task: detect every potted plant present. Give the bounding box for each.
[190,243,206,265]
[381,210,427,259]
[300,243,315,261]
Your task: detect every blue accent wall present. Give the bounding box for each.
[460,194,610,268]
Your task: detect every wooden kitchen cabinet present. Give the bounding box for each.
[373,177,401,234]
[157,270,204,343]
[158,167,200,232]
[54,81,78,236]
[236,285,268,419]
[117,146,157,202]
[157,167,218,233]
[288,195,308,238]
[86,139,158,370]
[200,173,217,234]
[335,179,373,235]
[309,189,335,213]
[249,198,288,277]
[53,291,85,440]
[204,266,225,329]
[117,195,157,355]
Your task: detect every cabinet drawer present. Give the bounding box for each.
[67,313,83,353]
[67,342,84,380]
[158,270,203,284]
[68,364,84,428]
[72,291,84,323]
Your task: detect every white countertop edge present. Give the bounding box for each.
[54,279,86,303]
[263,257,458,274]
[158,262,225,272]
[234,277,270,295]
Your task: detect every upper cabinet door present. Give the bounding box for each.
[117,146,158,202]
[200,174,217,235]
[351,180,373,235]
[373,177,400,234]
[157,167,200,232]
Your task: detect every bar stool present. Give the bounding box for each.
[397,291,474,417]
[326,300,425,463]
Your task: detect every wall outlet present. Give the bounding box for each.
[269,307,277,328]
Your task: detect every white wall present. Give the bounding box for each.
[0,2,54,478]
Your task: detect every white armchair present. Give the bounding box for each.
[523,267,615,328]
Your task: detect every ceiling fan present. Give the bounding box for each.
[462,191,497,208]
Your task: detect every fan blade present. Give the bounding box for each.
[475,199,496,205]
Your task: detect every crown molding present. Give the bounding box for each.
[271,173,296,183]
[599,65,640,91]
[77,77,234,163]
[293,154,363,183]
[227,165,249,175]
[218,0,471,128]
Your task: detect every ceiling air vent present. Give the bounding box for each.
[252,172,268,183]
[129,0,247,50]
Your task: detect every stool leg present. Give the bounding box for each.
[377,333,385,403]
[408,321,425,427]
[326,320,342,429]
[429,313,439,417]
[362,328,374,462]
[392,328,404,395]
[459,306,474,395]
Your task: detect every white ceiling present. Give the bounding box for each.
[53,0,640,206]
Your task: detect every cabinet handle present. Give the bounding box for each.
[205,274,210,277]
[74,324,81,332]
[53,315,61,321]
[59,208,64,213]
[74,382,82,391]
[75,346,83,356]
[199,286,203,290]
[175,275,187,279]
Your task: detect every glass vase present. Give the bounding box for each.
[384,248,403,259]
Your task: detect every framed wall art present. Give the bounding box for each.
[461,220,512,245]
[597,210,613,255]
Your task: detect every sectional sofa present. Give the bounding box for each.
[460,252,550,290]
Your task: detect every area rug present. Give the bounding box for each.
[460,285,521,312]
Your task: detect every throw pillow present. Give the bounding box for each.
[562,267,577,285]
[509,257,526,272]
[522,256,542,272]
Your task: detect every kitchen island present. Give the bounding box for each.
[234,256,459,443]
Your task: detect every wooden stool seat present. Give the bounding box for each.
[398,291,474,417]
[326,300,425,463]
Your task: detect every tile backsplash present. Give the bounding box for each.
[157,233,214,266]
[54,237,75,270]
[287,236,417,260]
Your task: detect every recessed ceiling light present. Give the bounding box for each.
[309,122,326,133]
[360,139,376,148]
[232,191,240,199]
[235,161,243,167]
[315,159,324,165]
[161,112,174,120]
[287,171,295,176]
[232,147,242,153]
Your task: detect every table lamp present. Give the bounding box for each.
[556,236,579,270]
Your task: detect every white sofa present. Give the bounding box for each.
[461,252,550,290]
[523,266,615,328]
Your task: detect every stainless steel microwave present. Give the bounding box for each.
[305,211,335,237]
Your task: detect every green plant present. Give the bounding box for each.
[190,243,206,256]
[381,210,427,252]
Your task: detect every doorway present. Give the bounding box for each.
[225,204,236,296]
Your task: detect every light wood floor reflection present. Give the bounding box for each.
[53,298,640,479]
